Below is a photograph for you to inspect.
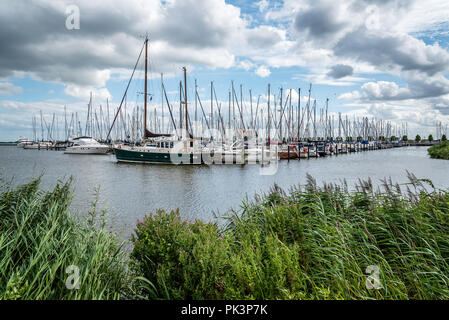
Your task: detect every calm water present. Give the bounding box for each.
[1,146,449,240]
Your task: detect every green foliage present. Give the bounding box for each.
[442,135,447,142]
[428,141,449,160]
[428,134,434,142]
[5,175,449,300]
[415,135,421,142]
[402,135,408,142]
[130,175,449,300]
[0,177,128,300]
[390,136,397,141]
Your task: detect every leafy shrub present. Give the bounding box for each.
[130,174,449,300]
[428,141,449,159]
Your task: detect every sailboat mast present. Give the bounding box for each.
[144,37,148,138]
[183,67,188,134]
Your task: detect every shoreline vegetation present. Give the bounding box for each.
[1,174,449,300]
[428,141,449,160]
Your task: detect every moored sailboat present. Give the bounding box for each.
[111,37,203,165]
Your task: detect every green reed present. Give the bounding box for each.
[0,176,128,300]
[130,172,449,300]
[2,172,449,300]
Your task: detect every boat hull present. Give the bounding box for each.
[114,147,275,165]
[64,146,110,154]
[114,147,203,164]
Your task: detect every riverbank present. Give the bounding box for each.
[428,141,449,159]
[2,175,449,299]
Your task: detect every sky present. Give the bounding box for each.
[1,0,449,141]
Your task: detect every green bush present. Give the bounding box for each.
[0,177,128,300]
[428,141,449,159]
[130,175,449,300]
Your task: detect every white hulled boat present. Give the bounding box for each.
[64,136,110,154]
[17,137,32,148]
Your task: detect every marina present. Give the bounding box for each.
[2,0,449,303]
[15,37,444,167]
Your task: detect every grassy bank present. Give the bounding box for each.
[2,174,449,300]
[428,141,449,159]
[0,177,128,299]
[131,173,449,300]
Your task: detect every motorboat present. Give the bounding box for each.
[17,137,32,148]
[64,136,110,154]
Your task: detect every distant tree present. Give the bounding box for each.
[379,136,385,141]
[390,136,397,141]
[402,135,408,142]
[357,136,362,142]
[415,134,421,142]
[428,134,434,142]
[442,134,447,141]
[347,136,353,142]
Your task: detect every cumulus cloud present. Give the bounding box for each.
[426,92,449,114]
[288,0,449,96]
[0,0,251,88]
[0,82,22,96]
[340,74,449,102]
[327,64,353,79]
[2,0,449,138]
[64,85,112,101]
[255,65,271,78]
[294,1,347,42]
[334,27,449,76]
[237,60,255,71]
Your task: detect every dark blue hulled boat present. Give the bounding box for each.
[110,37,202,165]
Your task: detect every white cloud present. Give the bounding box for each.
[0,82,22,96]
[362,81,409,100]
[255,65,271,78]
[64,85,112,101]
[236,60,255,71]
[339,90,361,100]
[2,0,449,138]
[256,0,269,13]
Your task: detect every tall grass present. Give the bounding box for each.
[0,177,128,300]
[428,141,449,159]
[130,172,449,299]
[2,173,449,300]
